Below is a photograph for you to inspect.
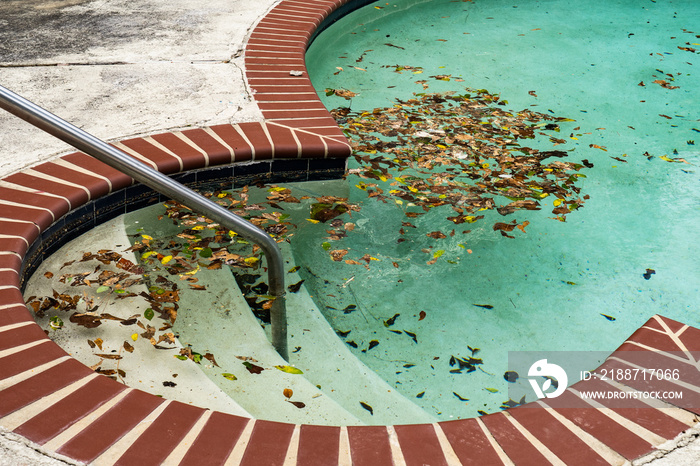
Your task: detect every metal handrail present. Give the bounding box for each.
[0,84,288,360]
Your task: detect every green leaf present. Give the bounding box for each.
[222,373,237,381]
[485,387,499,393]
[49,316,63,330]
[275,365,304,375]
[175,355,188,361]
[322,242,332,251]
[433,249,445,259]
[96,286,110,293]
[199,247,213,258]
[144,308,154,320]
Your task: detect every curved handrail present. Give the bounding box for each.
[0,84,288,360]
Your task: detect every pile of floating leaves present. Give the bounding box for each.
[332,88,590,237]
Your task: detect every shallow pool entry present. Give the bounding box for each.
[300,0,700,418]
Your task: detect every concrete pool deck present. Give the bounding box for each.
[1,0,700,464]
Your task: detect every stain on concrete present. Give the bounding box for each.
[0,0,206,63]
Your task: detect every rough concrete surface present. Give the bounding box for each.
[0,0,272,178]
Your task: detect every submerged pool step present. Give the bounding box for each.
[280,242,436,426]
[22,207,435,426]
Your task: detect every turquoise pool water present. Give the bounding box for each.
[302,0,700,417]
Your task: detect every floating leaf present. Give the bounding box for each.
[485,387,499,393]
[288,280,305,293]
[49,316,63,330]
[360,401,374,415]
[287,400,306,409]
[123,341,134,353]
[453,392,469,401]
[404,330,418,344]
[96,285,110,293]
[367,340,379,351]
[504,371,519,383]
[222,373,237,381]
[283,388,293,399]
[601,314,616,321]
[419,310,426,321]
[384,313,400,327]
[275,365,304,374]
[204,353,220,367]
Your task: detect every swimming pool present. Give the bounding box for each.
[301,0,700,418]
[22,0,700,423]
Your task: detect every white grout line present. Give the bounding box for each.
[432,423,462,465]
[92,399,172,466]
[141,137,185,172]
[0,355,71,392]
[282,424,301,465]
[52,158,114,193]
[567,388,666,445]
[0,200,55,222]
[475,417,515,466]
[232,124,257,161]
[203,127,236,163]
[0,180,72,211]
[260,123,276,158]
[0,372,100,431]
[0,338,50,359]
[223,418,255,465]
[0,217,40,233]
[23,168,92,202]
[385,426,407,466]
[536,401,628,465]
[503,411,567,466]
[42,388,132,452]
[619,341,697,367]
[112,142,160,171]
[0,320,33,334]
[0,234,28,248]
[159,410,213,465]
[607,356,700,395]
[173,132,210,168]
[337,426,352,466]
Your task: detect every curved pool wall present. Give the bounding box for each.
[0,0,699,464]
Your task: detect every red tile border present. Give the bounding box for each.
[0,1,698,465]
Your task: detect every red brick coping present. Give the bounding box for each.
[1,0,699,464]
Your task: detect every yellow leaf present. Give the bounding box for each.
[161,255,173,264]
[141,234,153,241]
[306,219,320,224]
[141,251,156,259]
[131,333,138,341]
[192,226,205,230]
[553,199,563,207]
[275,365,304,374]
[244,257,259,265]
